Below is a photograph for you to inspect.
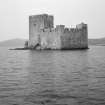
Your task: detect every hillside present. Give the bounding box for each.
[88,38,105,45]
[0,38,27,47]
[0,38,105,48]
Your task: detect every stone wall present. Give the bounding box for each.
[61,23,88,49]
[39,23,88,50]
[40,28,61,49]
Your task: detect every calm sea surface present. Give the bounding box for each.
[0,46,105,105]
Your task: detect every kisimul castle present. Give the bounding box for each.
[27,14,88,50]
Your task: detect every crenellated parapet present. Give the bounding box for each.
[38,22,87,36]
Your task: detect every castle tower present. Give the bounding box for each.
[76,23,88,48]
[28,14,54,48]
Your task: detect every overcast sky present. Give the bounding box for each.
[0,0,105,41]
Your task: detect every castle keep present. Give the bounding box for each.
[28,14,88,50]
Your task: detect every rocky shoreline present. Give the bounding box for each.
[9,47,89,50]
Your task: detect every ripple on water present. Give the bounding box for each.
[0,46,105,105]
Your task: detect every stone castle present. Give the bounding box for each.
[27,14,88,50]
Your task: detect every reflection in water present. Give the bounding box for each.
[0,46,105,105]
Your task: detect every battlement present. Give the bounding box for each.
[40,22,87,34]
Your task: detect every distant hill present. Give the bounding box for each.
[0,38,27,47]
[88,38,105,46]
[0,38,105,48]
